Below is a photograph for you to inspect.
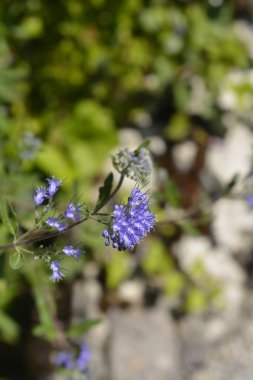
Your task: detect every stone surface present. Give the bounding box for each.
[180,298,253,380]
[205,124,253,186]
[172,141,198,172]
[212,198,253,253]
[109,306,182,380]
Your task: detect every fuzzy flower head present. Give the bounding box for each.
[63,245,81,259]
[33,186,48,206]
[50,260,64,281]
[64,203,83,221]
[102,188,156,251]
[113,147,152,184]
[47,176,62,198]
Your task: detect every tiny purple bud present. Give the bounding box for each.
[102,230,109,238]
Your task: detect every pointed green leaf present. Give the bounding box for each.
[0,198,18,238]
[95,172,113,211]
[137,140,150,150]
[67,319,101,338]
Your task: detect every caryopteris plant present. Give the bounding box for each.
[0,143,156,282]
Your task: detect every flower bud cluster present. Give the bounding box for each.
[112,147,152,183]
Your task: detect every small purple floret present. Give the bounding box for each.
[50,260,64,281]
[33,187,47,206]
[47,176,62,197]
[46,217,59,228]
[46,217,68,231]
[65,203,82,221]
[63,245,81,259]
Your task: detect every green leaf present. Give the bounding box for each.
[9,250,25,270]
[67,319,101,338]
[95,172,113,211]
[0,198,18,238]
[137,140,150,150]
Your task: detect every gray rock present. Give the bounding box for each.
[109,306,182,380]
[180,298,253,380]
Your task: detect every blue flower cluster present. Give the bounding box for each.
[102,188,156,251]
[54,343,90,373]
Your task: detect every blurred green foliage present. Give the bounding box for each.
[0,0,252,365]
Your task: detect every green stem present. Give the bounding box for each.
[0,217,88,251]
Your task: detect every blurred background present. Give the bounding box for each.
[1,0,253,379]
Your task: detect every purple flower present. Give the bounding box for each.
[102,188,156,251]
[47,176,62,198]
[246,195,253,208]
[64,203,82,221]
[63,245,81,259]
[53,351,74,369]
[46,217,59,228]
[33,186,47,206]
[50,260,64,281]
[46,217,68,232]
[76,344,90,372]
[57,221,68,231]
